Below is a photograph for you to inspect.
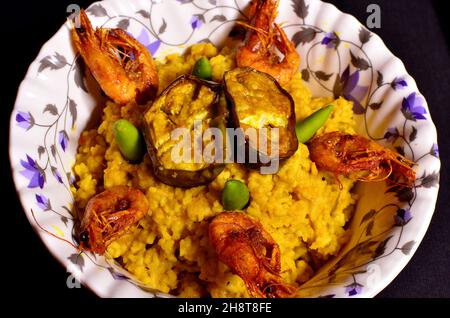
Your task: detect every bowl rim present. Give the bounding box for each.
[311,0,440,298]
[9,0,441,298]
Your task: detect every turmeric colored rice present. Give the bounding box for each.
[71,43,357,297]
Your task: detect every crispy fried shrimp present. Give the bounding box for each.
[209,212,297,298]
[79,186,149,255]
[236,0,300,85]
[72,9,158,105]
[308,131,416,187]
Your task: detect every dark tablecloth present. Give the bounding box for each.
[2,0,449,298]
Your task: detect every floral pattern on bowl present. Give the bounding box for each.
[10,0,440,298]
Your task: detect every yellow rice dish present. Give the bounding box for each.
[72,43,357,297]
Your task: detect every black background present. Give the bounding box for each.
[2,0,449,299]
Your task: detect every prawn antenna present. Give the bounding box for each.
[31,209,80,251]
[236,21,271,46]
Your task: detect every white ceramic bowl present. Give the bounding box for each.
[10,0,440,298]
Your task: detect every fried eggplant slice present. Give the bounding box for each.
[143,75,227,187]
[223,67,298,167]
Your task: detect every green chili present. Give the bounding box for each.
[295,105,334,143]
[114,119,146,163]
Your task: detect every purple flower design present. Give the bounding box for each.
[20,155,45,189]
[147,41,161,56]
[58,130,69,152]
[391,77,407,90]
[51,167,64,184]
[16,111,34,130]
[67,172,76,186]
[383,127,399,142]
[136,29,161,56]
[345,283,363,296]
[394,208,412,226]
[35,194,51,211]
[430,143,439,158]
[191,14,204,29]
[340,66,369,113]
[109,268,129,280]
[401,92,427,121]
[321,32,340,49]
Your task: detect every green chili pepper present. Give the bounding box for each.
[221,179,250,211]
[114,119,146,163]
[295,105,334,143]
[192,57,212,80]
